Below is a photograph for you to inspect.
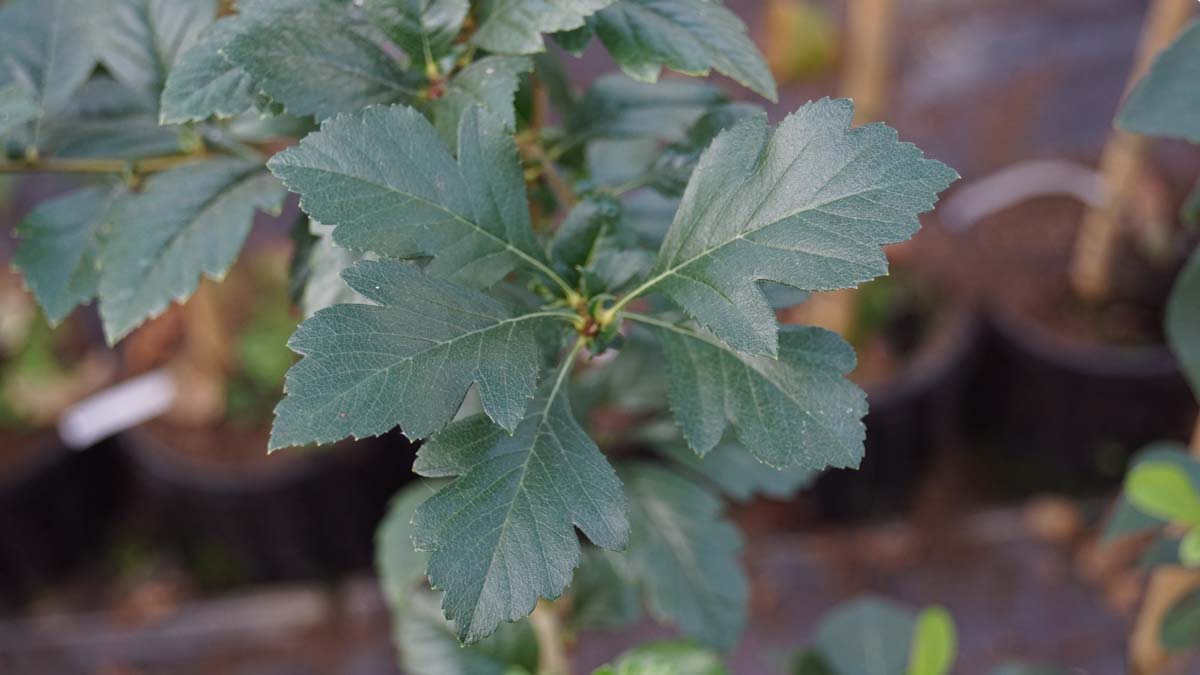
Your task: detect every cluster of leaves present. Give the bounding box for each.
[790,598,1062,675]
[1,0,959,665]
[1105,14,1200,658]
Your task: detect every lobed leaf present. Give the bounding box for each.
[617,463,747,650]
[812,597,915,675]
[397,590,541,675]
[268,104,551,289]
[646,98,957,356]
[159,17,260,124]
[655,440,815,503]
[430,56,532,151]
[647,321,866,470]
[271,260,565,448]
[591,0,776,101]
[98,158,286,342]
[412,376,629,643]
[97,0,216,101]
[0,0,104,119]
[13,185,123,324]
[473,0,616,55]
[364,0,468,68]
[0,84,42,137]
[222,4,419,119]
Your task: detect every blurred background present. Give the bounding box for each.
[1,0,1199,673]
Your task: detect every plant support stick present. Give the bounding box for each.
[1069,0,1195,303]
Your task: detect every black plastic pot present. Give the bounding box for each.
[0,436,130,605]
[812,306,984,519]
[967,304,1197,494]
[125,430,415,584]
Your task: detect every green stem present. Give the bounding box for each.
[0,153,209,175]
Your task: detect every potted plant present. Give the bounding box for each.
[2,0,959,670]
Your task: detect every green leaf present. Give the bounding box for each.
[396,590,540,675]
[13,185,123,324]
[550,195,623,281]
[268,104,553,289]
[222,4,418,119]
[655,440,815,502]
[593,641,728,675]
[570,75,727,143]
[987,666,1067,675]
[271,260,567,448]
[592,0,776,101]
[473,0,615,55]
[790,651,836,675]
[1180,528,1200,569]
[97,0,216,100]
[411,374,629,643]
[39,78,189,159]
[646,320,865,469]
[1162,587,1200,653]
[0,84,42,137]
[643,98,957,356]
[813,597,915,675]
[98,159,285,342]
[298,222,369,318]
[908,606,956,675]
[1118,20,1200,143]
[377,480,446,612]
[364,0,468,67]
[570,548,642,630]
[430,56,531,150]
[159,17,260,124]
[1125,460,1200,526]
[618,463,747,650]
[0,0,104,115]
[644,102,761,197]
[1167,246,1200,398]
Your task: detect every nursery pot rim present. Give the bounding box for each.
[123,425,348,494]
[985,300,1180,378]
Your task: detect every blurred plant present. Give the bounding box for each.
[1,1,962,672]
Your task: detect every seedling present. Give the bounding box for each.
[0,0,958,671]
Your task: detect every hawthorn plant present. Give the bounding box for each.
[0,0,956,670]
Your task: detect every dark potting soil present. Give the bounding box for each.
[139,421,313,473]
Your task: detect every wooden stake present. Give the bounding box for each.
[167,279,231,427]
[841,0,896,125]
[1069,0,1195,303]
[530,600,571,675]
[1130,417,1200,674]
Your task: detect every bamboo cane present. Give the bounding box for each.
[1069,0,1195,303]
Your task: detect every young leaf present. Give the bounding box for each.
[643,103,762,197]
[159,17,260,124]
[397,590,541,675]
[642,98,956,356]
[268,105,557,290]
[13,185,123,324]
[908,606,956,675]
[1125,461,1200,526]
[1162,587,1200,653]
[655,440,815,503]
[0,0,103,115]
[645,320,865,470]
[813,597,915,675]
[97,0,216,100]
[364,0,468,68]
[593,641,728,675]
[1167,247,1200,398]
[1180,528,1200,569]
[591,0,777,102]
[411,375,630,643]
[271,260,567,448]
[618,463,747,650]
[473,0,615,55]
[222,4,419,119]
[429,56,532,150]
[0,84,42,137]
[98,159,286,342]
[1118,20,1200,143]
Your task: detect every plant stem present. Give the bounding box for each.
[530,599,572,675]
[1129,415,1200,674]
[1070,0,1195,303]
[0,153,209,176]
